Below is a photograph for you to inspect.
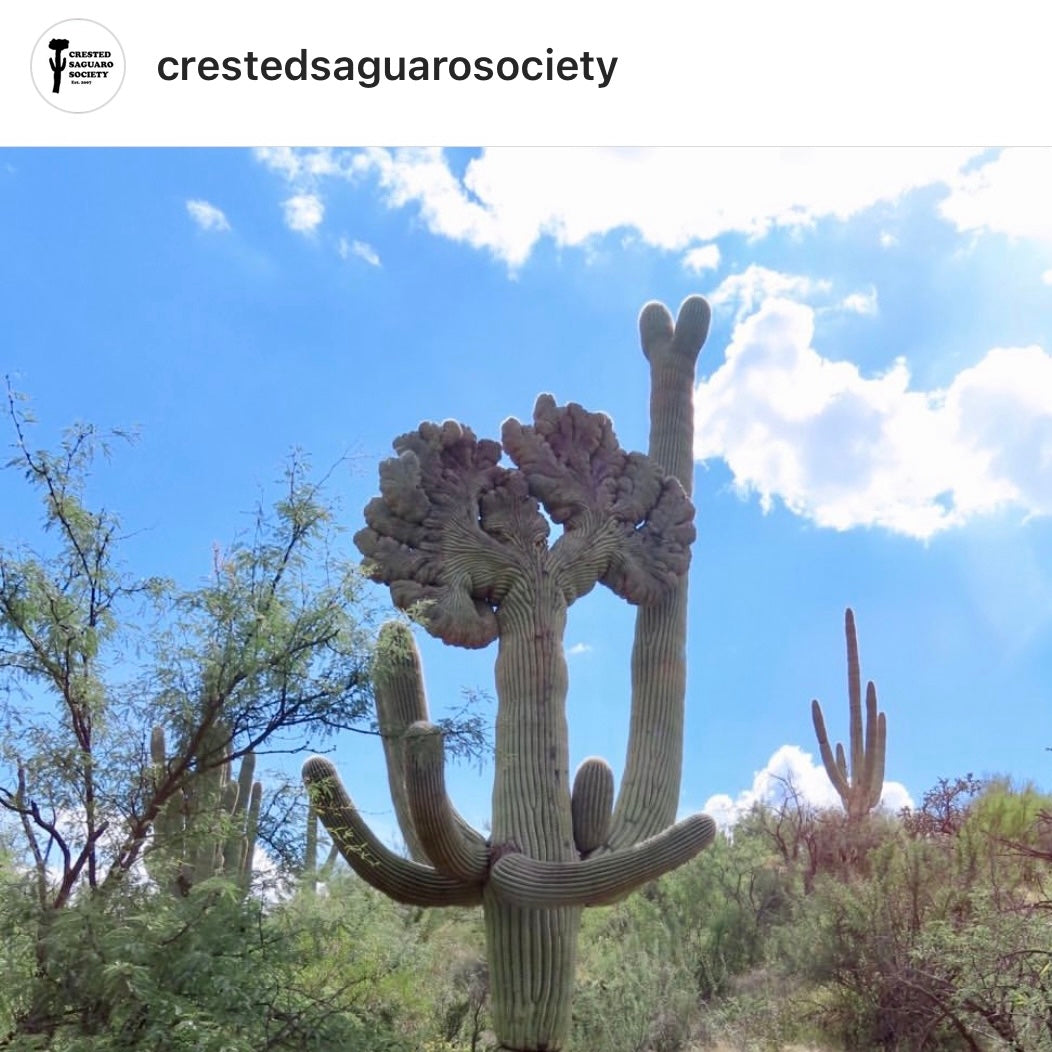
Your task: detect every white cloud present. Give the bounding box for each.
[943,345,1052,518]
[710,265,831,321]
[700,744,912,830]
[879,231,898,248]
[186,199,230,232]
[694,283,1052,538]
[256,147,985,267]
[338,237,381,266]
[682,243,720,273]
[282,193,324,233]
[1042,269,1052,286]
[940,148,1052,242]
[839,287,878,316]
[566,642,592,657]
[254,146,361,182]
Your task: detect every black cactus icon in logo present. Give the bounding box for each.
[48,38,70,94]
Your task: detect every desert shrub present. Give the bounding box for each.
[573,889,699,1052]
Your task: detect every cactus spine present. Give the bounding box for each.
[811,607,887,820]
[304,297,716,1051]
[149,723,262,896]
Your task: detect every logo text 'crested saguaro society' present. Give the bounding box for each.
[32,19,125,112]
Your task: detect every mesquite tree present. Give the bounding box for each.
[305,296,717,1051]
[0,388,383,1039]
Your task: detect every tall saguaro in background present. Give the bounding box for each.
[811,607,888,820]
[304,297,715,1052]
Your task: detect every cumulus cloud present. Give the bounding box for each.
[940,148,1052,243]
[695,277,1052,538]
[255,147,985,267]
[254,146,361,183]
[701,744,912,830]
[710,264,832,321]
[338,237,381,266]
[186,199,230,232]
[282,193,324,233]
[566,642,592,657]
[839,287,878,315]
[682,243,721,273]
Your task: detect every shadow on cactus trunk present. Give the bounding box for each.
[304,296,718,1051]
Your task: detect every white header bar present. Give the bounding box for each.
[2,1,1047,145]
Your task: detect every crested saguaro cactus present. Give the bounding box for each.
[811,607,887,820]
[304,297,716,1052]
[149,722,262,897]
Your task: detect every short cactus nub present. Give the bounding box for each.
[811,608,888,820]
[304,297,716,1052]
[571,758,614,856]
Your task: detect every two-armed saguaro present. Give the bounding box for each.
[304,297,717,1051]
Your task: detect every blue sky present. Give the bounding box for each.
[2,147,1051,840]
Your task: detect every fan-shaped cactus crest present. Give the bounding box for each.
[304,296,716,1051]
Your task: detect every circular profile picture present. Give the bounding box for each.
[31,19,125,113]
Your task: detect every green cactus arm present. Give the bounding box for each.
[403,722,489,882]
[606,297,710,849]
[191,759,228,881]
[150,725,167,773]
[860,678,878,793]
[222,772,247,874]
[866,706,887,811]
[146,726,187,894]
[571,757,614,856]
[238,781,261,893]
[232,752,256,818]
[490,812,716,908]
[811,699,850,802]
[373,621,484,862]
[302,756,482,907]
[304,802,319,891]
[846,609,865,782]
[150,726,186,850]
[639,295,711,490]
[224,755,261,882]
[373,621,435,861]
[835,743,850,786]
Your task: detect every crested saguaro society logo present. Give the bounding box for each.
[32,19,125,112]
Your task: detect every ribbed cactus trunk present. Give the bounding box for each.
[485,895,579,1048]
[488,580,577,1047]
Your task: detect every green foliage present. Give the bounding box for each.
[0,869,438,1051]
[785,783,1052,1051]
[574,895,698,1052]
[0,389,387,1041]
[0,388,376,913]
